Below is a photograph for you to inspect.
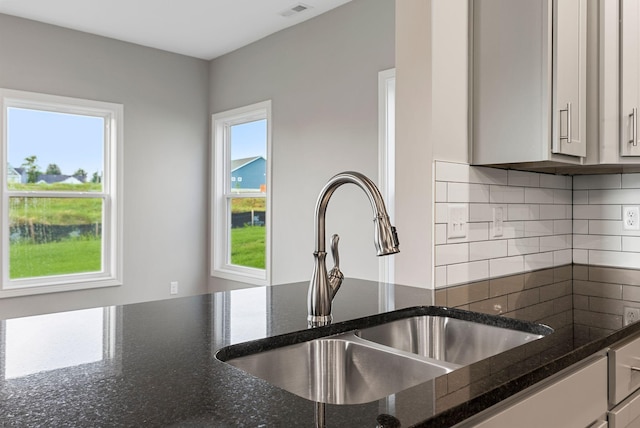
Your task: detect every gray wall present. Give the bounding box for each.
[0,14,210,318]
[209,0,395,287]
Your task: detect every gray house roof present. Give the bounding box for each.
[231,156,263,172]
[36,174,85,184]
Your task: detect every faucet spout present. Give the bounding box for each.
[308,171,399,327]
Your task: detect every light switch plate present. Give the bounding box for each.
[447,204,467,239]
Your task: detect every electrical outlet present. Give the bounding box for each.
[623,206,640,231]
[625,307,640,326]
[170,281,179,295]
[447,204,468,239]
[492,207,504,237]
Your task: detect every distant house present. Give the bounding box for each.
[231,156,266,191]
[7,163,21,183]
[36,174,84,185]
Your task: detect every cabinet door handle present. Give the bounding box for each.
[560,103,572,144]
[630,108,638,147]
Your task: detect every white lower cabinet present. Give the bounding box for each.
[608,333,640,428]
[609,389,640,428]
[454,354,608,428]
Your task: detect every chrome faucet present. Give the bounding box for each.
[308,171,399,327]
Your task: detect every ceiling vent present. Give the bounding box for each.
[279,3,313,17]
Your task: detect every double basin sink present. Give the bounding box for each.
[215,306,553,405]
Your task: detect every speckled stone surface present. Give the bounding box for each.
[2,277,640,427]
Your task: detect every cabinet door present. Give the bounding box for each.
[552,0,587,157]
[455,355,607,428]
[621,0,640,157]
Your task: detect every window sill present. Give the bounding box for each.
[0,277,122,298]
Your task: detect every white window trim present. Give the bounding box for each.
[0,89,123,298]
[211,101,271,286]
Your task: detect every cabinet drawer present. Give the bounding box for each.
[455,355,607,428]
[609,388,640,428]
[610,335,640,405]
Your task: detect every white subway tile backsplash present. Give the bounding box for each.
[622,236,640,252]
[508,237,540,256]
[540,174,570,189]
[490,256,524,277]
[574,174,622,190]
[524,252,554,271]
[573,249,588,264]
[573,204,622,220]
[573,191,589,204]
[554,219,573,235]
[508,170,540,187]
[448,183,490,203]
[539,204,568,220]
[435,203,448,224]
[435,224,447,245]
[588,220,623,236]
[508,204,540,221]
[589,189,640,205]
[435,243,468,266]
[524,220,554,237]
[469,240,508,261]
[573,235,621,251]
[589,250,640,270]
[435,181,447,202]
[573,219,589,234]
[553,189,572,204]
[434,162,640,287]
[553,249,573,266]
[435,266,447,288]
[469,204,493,222]
[446,260,489,285]
[496,221,525,240]
[622,173,640,188]
[540,235,571,252]
[489,185,525,203]
[525,187,555,204]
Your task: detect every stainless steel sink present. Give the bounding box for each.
[358,315,546,365]
[222,332,457,405]
[216,307,553,405]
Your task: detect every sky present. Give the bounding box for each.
[7,108,265,176]
[230,119,267,161]
[7,107,104,177]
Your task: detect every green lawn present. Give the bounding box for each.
[10,238,101,279]
[231,226,265,269]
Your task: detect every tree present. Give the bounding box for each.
[74,168,87,181]
[91,171,101,184]
[46,163,61,175]
[21,155,41,183]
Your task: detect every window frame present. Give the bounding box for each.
[0,89,123,297]
[211,101,271,285]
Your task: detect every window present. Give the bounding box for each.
[0,89,123,297]
[211,101,271,285]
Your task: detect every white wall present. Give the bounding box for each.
[209,0,395,287]
[0,14,210,318]
[394,0,469,288]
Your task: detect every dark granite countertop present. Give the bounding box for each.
[2,276,640,427]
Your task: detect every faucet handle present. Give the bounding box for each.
[328,234,344,298]
[330,234,340,269]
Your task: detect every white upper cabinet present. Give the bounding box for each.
[620,0,640,157]
[471,0,587,165]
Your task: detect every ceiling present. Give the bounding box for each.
[0,0,352,60]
